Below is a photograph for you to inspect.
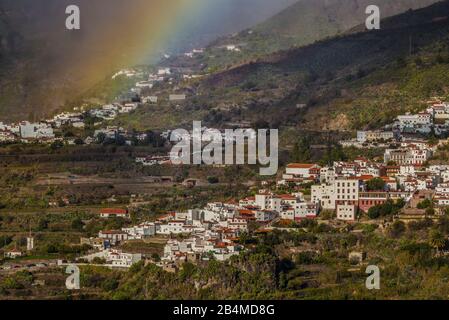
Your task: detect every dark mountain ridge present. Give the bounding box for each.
[186,0,449,131]
[195,0,441,70]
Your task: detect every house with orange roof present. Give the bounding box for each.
[284,163,321,180]
[157,212,176,222]
[239,196,255,207]
[99,208,129,218]
[381,176,398,191]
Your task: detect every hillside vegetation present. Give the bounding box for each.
[188,0,441,70]
[171,0,449,132]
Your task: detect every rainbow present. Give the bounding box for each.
[53,0,209,93]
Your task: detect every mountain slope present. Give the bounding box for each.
[0,0,299,122]
[194,0,441,70]
[130,0,449,132]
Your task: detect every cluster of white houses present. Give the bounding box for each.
[90,203,249,266]
[0,65,191,145]
[341,101,449,148]
[75,140,449,268]
[281,135,449,221]
[90,177,328,267]
[90,188,322,266]
[94,137,449,267]
[238,192,318,221]
[134,126,258,167]
[0,106,141,145]
[396,101,449,135]
[0,121,55,143]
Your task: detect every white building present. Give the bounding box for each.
[294,202,319,219]
[311,184,336,210]
[284,163,321,179]
[99,208,129,218]
[357,130,395,143]
[158,68,171,75]
[336,204,357,221]
[384,148,432,165]
[122,223,156,239]
[226,45,241,52]
[142,96,158,104]
[157,220,190,235]
[255,210,277,222]
[19,121,55,140]
[79,249,141,268]
[108,250,142,268]
[397,113,432,128]
[169,94,186,101]
[98,230,129,244]
[312,178,360,210]
[4,249,23,259]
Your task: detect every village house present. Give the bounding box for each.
[98,230,129,245]
[337,204,357,221]
[357,130,395,143]
[294,202,319,219]
[157,220,191,235]
[122,223,156,239]
[384,148,432,165]
[349,251,367,264]
[0,129,16,142]
[358,192,389,213]
[119,103,139,113]
[283,163,321,180]
[78,249,142,268]
[397,113,432,128]
[19,121,55,140]
[158,68,171,75]
[108,250,142,268]
[4,249,24,259]
[162,235,243,264]
[99,208,129,219]
[239,196,255,207]
[142,96,158,104]
[312,178,361,211]
[169,94,186,102]
[225,44,241,52]
[80,237,109,251]
[255,210,277,222]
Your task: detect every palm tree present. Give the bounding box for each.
[429,230,446,255]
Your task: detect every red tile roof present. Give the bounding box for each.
[287,163,317,169]
[100,208,128,215]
